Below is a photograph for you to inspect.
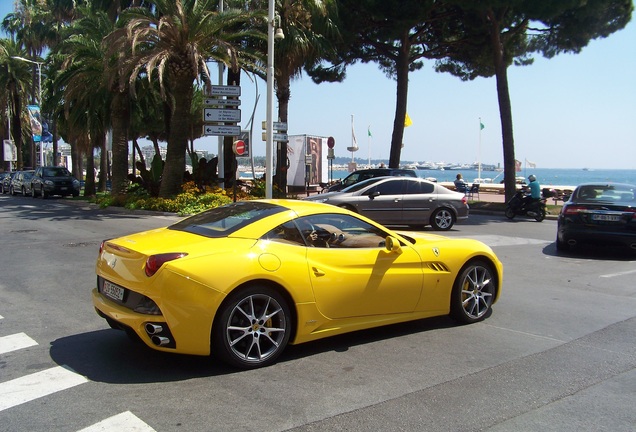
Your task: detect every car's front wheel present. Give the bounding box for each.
[40,186,47,199]
[212,285,291,369]
[431,208,454,231]
[450,261,496,324]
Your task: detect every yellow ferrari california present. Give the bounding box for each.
[92,199,502,369]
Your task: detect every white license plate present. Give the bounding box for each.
[103,280,125,301]
[592,214,620,222]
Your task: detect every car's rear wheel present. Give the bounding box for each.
[431,208,454,231]
[450,260,496,324]
[212,285,291,369]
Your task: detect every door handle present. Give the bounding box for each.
[312,267,325,277]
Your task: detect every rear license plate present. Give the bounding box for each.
[103,280,125,301]
[60,187,68,190]
[592,214,620,222]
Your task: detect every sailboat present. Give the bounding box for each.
[347,114,359,154]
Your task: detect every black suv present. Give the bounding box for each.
[31,166,81,198]
[327,168,417,192]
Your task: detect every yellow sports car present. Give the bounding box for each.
[92,199,502,369]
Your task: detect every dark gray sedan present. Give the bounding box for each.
[303,176,469,230]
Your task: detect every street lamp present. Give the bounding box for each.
[265,0,275,199]
[12,56,44,168]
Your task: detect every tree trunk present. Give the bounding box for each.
[488,12,517,202]
[110,91,130,197]
[159,73,193,198]
[10,89,24,169]
[389,34,410,168]
[275,75,291,197]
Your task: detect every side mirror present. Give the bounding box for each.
[385,236,402,254]
[369,190,381,200]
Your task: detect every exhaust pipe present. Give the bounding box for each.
[145,323,163,335]
[151,335,171,346]
[568,239,577,246]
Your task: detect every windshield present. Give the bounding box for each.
[169,201,286,238]
[575,184,635,205]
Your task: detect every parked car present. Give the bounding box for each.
[9,170,35,196]
[556,182,636,253]
[326,168,417,192]
[0,172,15,194]
[30,166,81,198]
[92,199,502,369]
[305,176,469,230]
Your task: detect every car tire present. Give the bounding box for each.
[212,285,291,369]
[504,208,515,219]
[430,208,454,231]
[31,186,37,198]
[555,236,569,252]
[450,260,496,324]
[10,186,15,196]
[40,186,47,199]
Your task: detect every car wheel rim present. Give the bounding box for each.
[460,265,494,320]
[435,210,452,229]
[225,294,288,364]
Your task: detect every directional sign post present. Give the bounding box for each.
[204,108,241,122]
[203,125,241,136]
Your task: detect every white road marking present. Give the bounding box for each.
[457,235,551,247]
[0,365,88,412]
[600,269,636,278]
[77,411,157,432]
[0,332,38,355]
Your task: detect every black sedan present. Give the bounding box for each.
[0,172,15,194]
[304,176,468,230]
[556,182,636,253]
[30,166,81,198]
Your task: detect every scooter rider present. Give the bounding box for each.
[524,174,541,209]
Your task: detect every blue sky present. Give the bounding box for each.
[2,3,634,169]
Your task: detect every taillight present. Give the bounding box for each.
[145,253,188,277]
[562,205,586,215]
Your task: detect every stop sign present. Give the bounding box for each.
[233,140,246,156]
[327,136,335,148]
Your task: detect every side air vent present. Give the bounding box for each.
[426,262,450,272]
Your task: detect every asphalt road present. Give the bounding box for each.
[1,194,634,432]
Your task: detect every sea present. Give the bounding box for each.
[326,167,636,188]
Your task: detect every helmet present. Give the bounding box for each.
[528,175,536,182]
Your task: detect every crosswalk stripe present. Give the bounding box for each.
[0,332,38,355]
[77,411,157,432]
[0,365,88,412]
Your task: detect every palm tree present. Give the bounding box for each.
[52,7,115,196]
[269,0,339,194]
[0,38,33,170]
[110,0,264,198]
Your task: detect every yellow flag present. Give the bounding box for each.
[404,113,413,127]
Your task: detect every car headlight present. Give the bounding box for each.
[44,180,54,186]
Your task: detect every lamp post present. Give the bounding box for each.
[12,56,44,168]
[265,0,275,199]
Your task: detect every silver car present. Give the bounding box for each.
[304,176,469,230]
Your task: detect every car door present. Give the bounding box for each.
[299,214,423,319]
[354,178,406,224]
[401,179,437,224]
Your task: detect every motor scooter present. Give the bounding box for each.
[505,189,547,222]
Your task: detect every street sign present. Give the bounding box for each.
[204,108,241,122]
[207,85,241,97]
[204,98,241,107]
[233,140,246,156]
[204,125,241,136]
[261,121,288,131]
[261,132,289,142]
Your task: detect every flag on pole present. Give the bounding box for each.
[480,120,485,130]
[368,126,372,137]
[515,160,522,172]
[351,115,358,148]
[404,113,413,127]
[525,159,536,168]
